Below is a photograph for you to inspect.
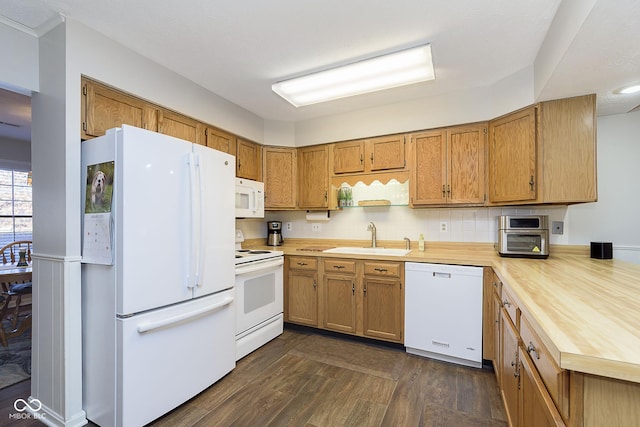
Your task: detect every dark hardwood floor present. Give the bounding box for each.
[0,327,507,426]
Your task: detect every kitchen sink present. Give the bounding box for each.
[322,247,411,256]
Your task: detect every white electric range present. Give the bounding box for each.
[234,230,284,360]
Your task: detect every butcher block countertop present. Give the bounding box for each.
[246,238,640,384]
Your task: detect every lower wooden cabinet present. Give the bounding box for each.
[362,261,403,342]
[501,308,520,427]
[493,273,569,427]
[286,256,319,326]
[286,256,404,344]
[519,346,565,427]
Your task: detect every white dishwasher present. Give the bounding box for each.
[405,262,483,368]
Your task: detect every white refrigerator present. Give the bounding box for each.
[81,125,236,427]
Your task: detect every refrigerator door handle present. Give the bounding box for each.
[136,296,234,334]
[195,153,206,287]
[187,152,198,289]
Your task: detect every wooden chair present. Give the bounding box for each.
[0,240,32,266]
[0,241,33,347]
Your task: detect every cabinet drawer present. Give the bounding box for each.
[501,286,519,328]
[288,256,318,270]
[324,259,357,274]
[363,261,401,277]
[520,314,569,420]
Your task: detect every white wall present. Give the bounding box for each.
[567,109,640,263]
[0,136,30,170]
[0,21,39,93]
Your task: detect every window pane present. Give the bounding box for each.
[0,170,11,185]
[13,171,29,186]
[14,186,32,202]
[0,200,12,215]
[0,218,12,233]
[0,185,11,200]
[14,217,32,233]
[14,201,32,215]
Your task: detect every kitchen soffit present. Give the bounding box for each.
[0,0,639,133]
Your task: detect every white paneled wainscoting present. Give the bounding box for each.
[31,255,86,427]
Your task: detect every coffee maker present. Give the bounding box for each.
[267,221,283,246]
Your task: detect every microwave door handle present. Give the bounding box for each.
[252,189,257,213]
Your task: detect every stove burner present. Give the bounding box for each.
[237,249,250,253]
[248,250,272,254]
[235,255,242,258]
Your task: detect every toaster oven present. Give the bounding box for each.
[497,215,549,258]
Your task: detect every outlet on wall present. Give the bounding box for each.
[311,223,321,232]
[440,222,448,232]
[552,221,564,235]
[285,222,293,232]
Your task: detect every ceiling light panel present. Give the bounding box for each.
[272,44,435,107]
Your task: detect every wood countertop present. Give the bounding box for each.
[247,238,640,384]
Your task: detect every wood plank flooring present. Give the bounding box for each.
[0,327,507,426]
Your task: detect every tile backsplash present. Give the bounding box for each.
[237,205,569,245]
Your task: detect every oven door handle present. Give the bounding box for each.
[235,257,284,276]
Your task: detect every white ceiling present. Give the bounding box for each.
[1,0,639,143]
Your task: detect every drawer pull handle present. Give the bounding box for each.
[297,262,308,266]
[333,265,345,269]
[313,280,317,289]
[374,268,388,272]
[503,299,511,307]
[527,342,540,360]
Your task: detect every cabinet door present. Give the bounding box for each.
[489,106,537,203]
[333,140,365,174]
[540,94,597,203]
[236,138,262,181]
[519,347,565,427]
[298,145,329,208]
[447,124,486,204]
[362,276,403,342]
[287,270,318,326]
[158,109,202,144]
[501,308,519,427]
[410,130,447,205]
[205,127,236,155]
[323,274,357,333]
[367,134,406,171]
[263,147,297,209]
[493,293,502,385]
[82,79,156,139]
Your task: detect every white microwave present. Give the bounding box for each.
[235,178,264,218]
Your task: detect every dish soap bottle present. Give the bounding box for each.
[418,233,425,251]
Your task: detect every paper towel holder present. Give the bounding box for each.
[306,210,331,221]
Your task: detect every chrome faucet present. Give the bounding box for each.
[404,237,411,250]
[367,222,377,247]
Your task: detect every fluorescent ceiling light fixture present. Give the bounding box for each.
[614,83,640,94]
[272,44,435,107]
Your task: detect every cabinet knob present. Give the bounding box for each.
[529,175,535,190]
[503,299,511,307]
[370,153,374,164]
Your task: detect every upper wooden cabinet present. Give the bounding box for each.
[298,145,329,208]
[332,134,406,175]
[488,94,597,205]
[489,106,537,204]
[263,147,297,209]
[81,77,157,139]
[411,123,486,206]
[539,94,597,203]
[236,138,262,181]
[205,126,236,155]
[157,108,203,145]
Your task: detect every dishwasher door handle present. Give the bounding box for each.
[432,272,452,278]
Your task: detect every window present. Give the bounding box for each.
[0,169,32,248]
